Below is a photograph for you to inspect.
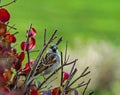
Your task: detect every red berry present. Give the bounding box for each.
[0,8,10,23]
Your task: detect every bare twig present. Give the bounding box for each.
[67,81,85,91]
[61,60,77,93]
[13,31,19,35]
[61,42,71,91]
[60,52,63,86]
[43,28,46,46]
[47,77,57,87]
[62,68,77,94]
[52,36,57,41]
[70,62,77,76]
[0,0,16,8]
[7,24,17,30]
[37,59,78,90]
[68,66,90,87]
[74,81,85,89]
[3,31,18,38]
[7,24,16,31]
[56,37,62,45]
[25,30,58,86]
[26,24,32,69]
[31,29,57,75]
[61,41,70,91]
[80,67,90,77]
[82,79,91,95]
[66,79,91,95]
[62,58,77,94]
[64,41,68,63]
[40,77,57,90]
[64,59,78,66]
[30,50,40,53]
[20,27,91,94]
[65,55,70,64]
[47,85,53,90]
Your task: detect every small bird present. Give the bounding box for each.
[35,44,60,76]
[25,44,61,86]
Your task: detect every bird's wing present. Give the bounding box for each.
[44,52,57,65]
[35,53,57,75]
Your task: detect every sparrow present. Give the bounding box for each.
[35,44,60,76]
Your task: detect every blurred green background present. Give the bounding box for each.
[2,0,120,47]
[1,0,120,94]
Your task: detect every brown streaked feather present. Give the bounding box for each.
[35,52,57,75]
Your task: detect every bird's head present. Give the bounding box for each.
[48,44,58,53]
